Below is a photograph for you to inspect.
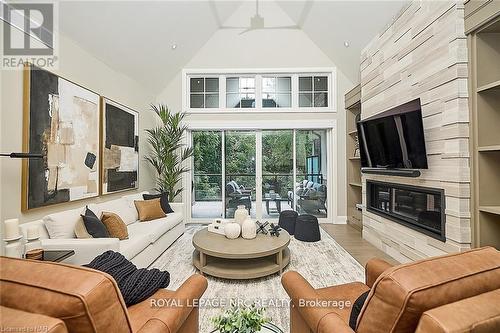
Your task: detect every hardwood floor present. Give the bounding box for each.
[322,224,399,267]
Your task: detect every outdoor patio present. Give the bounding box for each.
[191,200,326,220]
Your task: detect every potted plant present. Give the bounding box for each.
[211,305,269,333]
[145,104,193,202]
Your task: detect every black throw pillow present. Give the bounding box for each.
[349,290,370,330]
[143,192,174,214]
[81,206,110,238]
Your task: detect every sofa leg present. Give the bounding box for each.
[177,308,199,333]
[290,305,312,333]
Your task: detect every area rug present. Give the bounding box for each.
[151,226,365,333]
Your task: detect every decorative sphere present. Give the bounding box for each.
[224,222,241,239]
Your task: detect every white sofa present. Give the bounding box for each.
[19,191,185,268]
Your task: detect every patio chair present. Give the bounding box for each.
[225,181,252,214]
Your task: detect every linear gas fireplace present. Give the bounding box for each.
[367,180,445,241]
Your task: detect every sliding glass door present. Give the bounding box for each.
[224,131,256,218]
[190,129,330,221]
[262,130,294,218]
[191,131,223,218]
[294,130,328,218]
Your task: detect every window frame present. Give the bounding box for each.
[188,75,221,109]
[182,68,336,113]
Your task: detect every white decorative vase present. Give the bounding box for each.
[224,222,241,239]
[241,218,256,239]
[234,205,249,226]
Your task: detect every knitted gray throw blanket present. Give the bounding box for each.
[85,250,170,306]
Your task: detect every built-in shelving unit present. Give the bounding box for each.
[466,3,500,249]
[345,85,362,231]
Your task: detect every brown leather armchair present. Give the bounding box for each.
[0,257,208,333]
[282,247,500,333]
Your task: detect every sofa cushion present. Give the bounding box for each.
[93,198,138,225]
[43,207,84,239]
[127,213,183,243]
[119,231,150,260]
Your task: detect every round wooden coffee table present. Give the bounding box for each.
[192,228,290,280]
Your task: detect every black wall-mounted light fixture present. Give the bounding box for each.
[0,152,43,159]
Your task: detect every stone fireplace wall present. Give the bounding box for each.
[360,1,471,262]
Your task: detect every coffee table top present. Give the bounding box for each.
[193,227,290,259]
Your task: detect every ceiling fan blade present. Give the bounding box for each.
[208,0,222,28]
[297,1,313,28]
[239,27,255,35]
[220,25,248,30]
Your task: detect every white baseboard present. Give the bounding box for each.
[334,216,347,224]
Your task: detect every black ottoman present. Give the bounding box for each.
[278,210,298,235]
[294,214,321,242]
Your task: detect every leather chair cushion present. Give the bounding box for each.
[415,289,500,333]
[357,247,500,333]
[0,257,132,333]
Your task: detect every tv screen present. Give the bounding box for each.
[358,98,428,169]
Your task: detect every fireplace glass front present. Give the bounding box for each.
[367,180,445,241]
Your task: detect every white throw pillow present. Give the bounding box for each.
[43,207,84,239]
[96,198,138,225]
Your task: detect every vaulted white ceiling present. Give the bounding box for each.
[60,1,407,94]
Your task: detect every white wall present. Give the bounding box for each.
[156,1,355,221]
[0,30,157,227]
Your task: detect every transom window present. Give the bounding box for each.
[262,76,291,108]
[185,70,334,111]
[190,77,219,108]
[299,76,328,107]
[227,77,255,108]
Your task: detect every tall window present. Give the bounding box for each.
[299,76,328,107]
[262,76,292,108]
[190,77,219,108]
[226,77,256,108]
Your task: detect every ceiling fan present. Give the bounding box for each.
[210,0,311,35]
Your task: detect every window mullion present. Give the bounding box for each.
[292,74,298,109]
[220,75,226,109]
[256,75,262,109]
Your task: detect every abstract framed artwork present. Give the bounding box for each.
[22,64,101,211]
[101,98,139,194]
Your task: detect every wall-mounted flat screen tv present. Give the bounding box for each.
[357,98,428,169]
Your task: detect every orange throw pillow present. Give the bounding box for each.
[101,212,129,240]
[134,198,166,222]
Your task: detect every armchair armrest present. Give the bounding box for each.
[282,271,354,333]
[0,306,68,333]
[40,238,120,265]
[139,274,208,333]
[318,313,355,333]
[365,258,393,288]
